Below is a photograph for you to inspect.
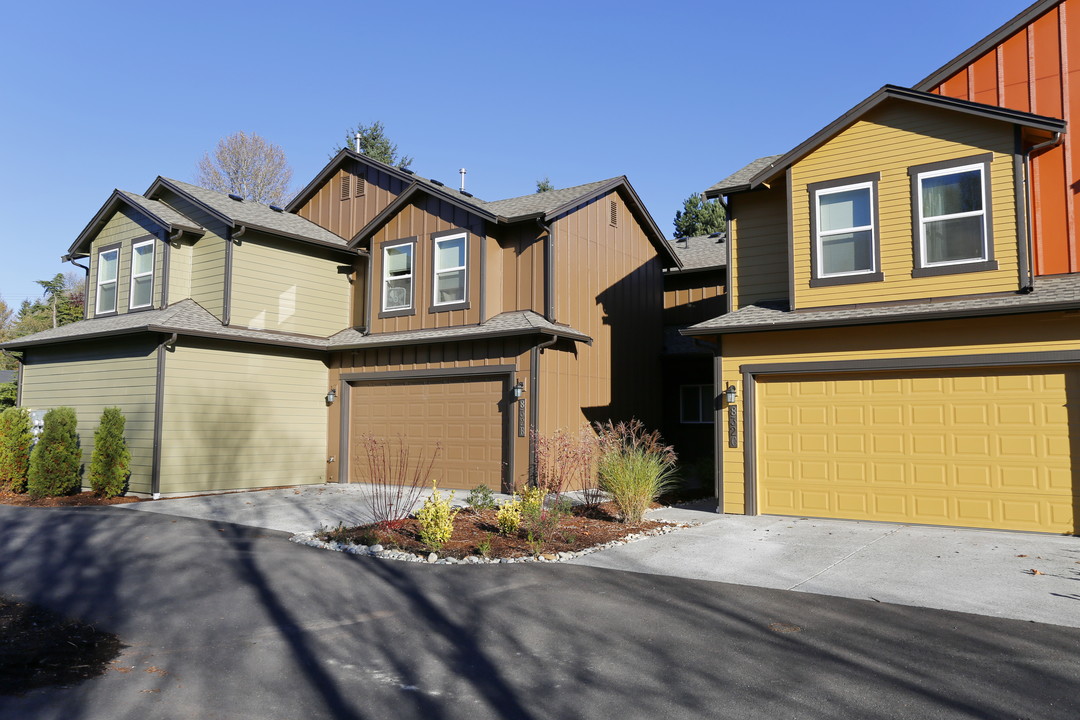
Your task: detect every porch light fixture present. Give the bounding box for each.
[325,387,337,405]
[724,384,737,404]
[512,380,525,399]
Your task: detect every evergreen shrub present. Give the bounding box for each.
[27,407,81,499]
[0,407,33,493]
[88,407,130,498]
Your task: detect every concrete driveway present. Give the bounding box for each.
[117,484,1080,628]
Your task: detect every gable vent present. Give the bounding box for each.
[340,174,351,200]
[609,200,618,227]
[355,175,365,197]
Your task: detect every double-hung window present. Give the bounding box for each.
[809,173,881,286]
[382,240,415,314]
[95,246,120,315]
[910,154,995,276]
[130,240,155,309]
[432,232,467,309]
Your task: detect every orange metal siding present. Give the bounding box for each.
[930,1,1079,274]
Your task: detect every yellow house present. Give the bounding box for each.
[686,85,1079,534]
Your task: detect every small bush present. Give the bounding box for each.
[88,407,130,498]
[0,407,33,493]
[518,485,546,518]
[27,407,81,499]
[415,483,459,551]
[595,419,677,524]
[533,424,599,506]
[496,496,522,534]
[354,435,440,529]
[465,484,496,511]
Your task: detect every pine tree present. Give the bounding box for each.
[340,121,413,169]
[0,407,33,493]
[88,407,130,498]
[27,407,81,498]
[673,192,726,239]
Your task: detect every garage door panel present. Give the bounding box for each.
[758,366,1077,533]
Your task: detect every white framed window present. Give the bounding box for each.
[382,241,414,312]
[814,181,876,279]
[95,247,120,315]
[432,232,467,306]
[129,240,155,309]
[680,385,714,424]
[916,164,987,266]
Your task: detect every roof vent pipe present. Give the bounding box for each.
[459,168,467,192]
[355,132,362,153]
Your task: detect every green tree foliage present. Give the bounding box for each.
[7,274,85,341]
[535,177,554,193]
[88,407,130,498]
[195,131,294,206]
[673,192,726,239]
[340,121,413,169]
[27,407,81,499]
[0,407,33,493]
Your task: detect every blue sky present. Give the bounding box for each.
[0,0,1029,309]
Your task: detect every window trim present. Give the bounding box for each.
[680,384,714,424]
[909,153,997,278]
[129,239,156,311]
[379,237,417,319]
[430,230,470,313]
[94,243,121,316]
[808,173,883,288]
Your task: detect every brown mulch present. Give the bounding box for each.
[0,490,139,508]
[320,502,667,560]
[0,596,124,696]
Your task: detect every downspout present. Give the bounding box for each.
[224,226,245,325]
[528,333,559,486]
[67,257,90,320]
[150,333,178,499]
[1021,131,1064,292]
[536,218,555,322]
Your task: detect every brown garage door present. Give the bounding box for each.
[349,375,506,491]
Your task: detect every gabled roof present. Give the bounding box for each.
[708,85,1066,197]
[704,156,782,198]
[66,190,205,259]
[665,234,726,272]
[146,177,351,252]
[327,310,591,349]
[915,0,1059,92]
[483,178,619,218]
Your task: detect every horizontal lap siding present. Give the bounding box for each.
[731,181,788,309]
[791,104,1018,309]
[161,193,227,320]
[167,237,192,305]
[229,231,351,336]
[159,343,327,493]
[296,163,406,240]
[20,339,158,494]
[86,209,164,318]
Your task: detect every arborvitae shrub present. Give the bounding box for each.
[0,407,33,493]
[88,407,130,498]
[27,407,81,499]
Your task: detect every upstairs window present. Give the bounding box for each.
[129,240,155,309]
[432,232,467,308]
[382,240,414,313]
[809,173,881,287]
[95,246,120,315]
[911,154,995,276]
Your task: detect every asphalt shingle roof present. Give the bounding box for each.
[668,234,726,271]
[683,274,1080,335]
[482,178,620,219]
[705,155,783,197]
[116,191,204,234]
[328,311,591,349]
[160,178,348,248]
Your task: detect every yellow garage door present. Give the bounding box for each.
[350,376,505,491]
[758,366,1076,533]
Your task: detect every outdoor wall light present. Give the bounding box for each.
[325,387,337,404]
[724,384,738,404]
[512,380,526,399]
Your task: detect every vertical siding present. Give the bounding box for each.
[366,198,486,333]
[328,338,533,489]
[500,224,544,313]
[295,161,407,239]
[159,342,327,493]
[158,192,227,319]
[927,0,1079,274]
[229,231,351,336]
[538,190,663,437]
[730,180,789,309]
[663,269,726,325]
[20,338,158,495]
[790,103,1019,309]
[85,208,165,317]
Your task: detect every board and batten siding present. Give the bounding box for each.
[86,208,166,317]
[729,179,789,310]
[790,103,1019,309]
[19,338,158,495]
[158,342,328,494]
[229,231,351,336]
[296,162,408,240]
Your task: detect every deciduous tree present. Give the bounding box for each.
[195,131,294,206]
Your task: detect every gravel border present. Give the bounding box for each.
[290,521,696,565]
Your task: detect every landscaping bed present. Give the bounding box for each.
[0,490,139,508]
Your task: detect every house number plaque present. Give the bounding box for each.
[518,398,527,437]
[727,405,738,448]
